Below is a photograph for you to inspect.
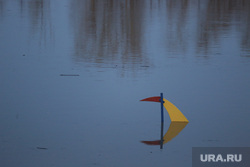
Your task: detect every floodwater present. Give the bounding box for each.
[0,0,250,166]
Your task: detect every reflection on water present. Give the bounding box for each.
[25,1,52,32]
[196,0,250,56]
[24,0,54,48]
[68,0,250,68]
[1,0,249,68]
[0,0,54,50]
[141,122,188,146]
[70,0,148,70]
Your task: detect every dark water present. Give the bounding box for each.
[0,0,250,166]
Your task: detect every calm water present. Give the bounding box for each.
[0,0,250,166]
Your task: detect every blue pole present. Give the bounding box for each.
[160,93,164,123]
[160,93,164,149]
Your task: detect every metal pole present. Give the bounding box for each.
[160,93,164,149]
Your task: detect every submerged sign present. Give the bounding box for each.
[192,147,250,167]
[140,93,189,149]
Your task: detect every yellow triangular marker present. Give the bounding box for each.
[162,98,188,144]
[140,96,189,146]
[163,98,189,122]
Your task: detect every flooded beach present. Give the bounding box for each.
[1,0,250,166]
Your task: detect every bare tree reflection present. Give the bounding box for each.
[196,0,250,56]
[0,0,54,50]
[70,0,250,69]
[165,0,191,57]
[26,0,53,48]
[0,0,6,18]
[1,0,249,60]
[70,0,149,70]
[239,1,250,57]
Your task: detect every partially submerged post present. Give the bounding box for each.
[160,93,164,149]
[140,93,189,149]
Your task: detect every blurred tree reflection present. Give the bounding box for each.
[70,0,148,68]
[196,0,250,56]
[0,0,54,50]
[16,0,53,48]
[70,0,250,65]
[1,0,248,66]
[0,1,4,17]
[26,0,53,47]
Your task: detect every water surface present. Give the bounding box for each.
[0,1,250,167]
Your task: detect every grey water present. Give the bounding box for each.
[0,0,250,166]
